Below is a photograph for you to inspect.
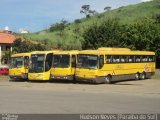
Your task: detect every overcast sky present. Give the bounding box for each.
[0,0,148,32]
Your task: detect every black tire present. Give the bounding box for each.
[105,75,112,84]
[73,76,77,84]
[73,76,78,84]
[140,72,146,80]
[135,73,140,80]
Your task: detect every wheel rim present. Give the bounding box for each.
[141,73,145,79]
[105,76,111,83]
[135,73,139,80]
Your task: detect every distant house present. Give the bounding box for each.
[20,29,29,34]
[0,32,16,65]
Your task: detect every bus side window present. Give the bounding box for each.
[113,56,120,63]
[106,55,112,63]
[153,56,155,62]
[71,55,76,68]
[120,56,127,63]
[24,56,29,68]
[142,56,148,62]
[135,56,141,62]
[128,56,134,63]
[99,55,104,69]
[45,53,53,71]
[148,56,155,62]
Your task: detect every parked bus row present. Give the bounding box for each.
[9,48,155,84]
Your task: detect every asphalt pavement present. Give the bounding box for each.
[0,84,160,114]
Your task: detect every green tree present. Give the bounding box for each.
[50,19,69,32]
[80,5,97,18]
[82,19,122,49]
[104,6,111,11]
[12,38,46,53]
[82,18,160,55]
[121,18,160,52]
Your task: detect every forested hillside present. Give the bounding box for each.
[16,0,160,56]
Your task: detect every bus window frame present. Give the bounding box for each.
[24,56,29,69]
[71,55,76,68]
[45,53,53,72]
[99,55,104,69]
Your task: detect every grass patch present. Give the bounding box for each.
[0,76,10,81]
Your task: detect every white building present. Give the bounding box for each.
[20,29,29,34]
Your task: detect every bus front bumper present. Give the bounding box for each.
[50,75,74,80]
[10,74,28,80]
[28,73,51,81]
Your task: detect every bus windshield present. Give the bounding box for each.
[77,55,98,69]
[53,55,70,68]
[10,57,23,68]
[29,54,45,73]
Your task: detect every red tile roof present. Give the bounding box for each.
[0,32,16,44]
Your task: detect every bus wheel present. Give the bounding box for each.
[73,77,77,84]
[135,73,140,80]
[105,75,112,84]
[140,72,146,80]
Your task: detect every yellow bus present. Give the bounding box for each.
[75,48,155,84]
[50,50,79,81]
[9,53,30,80]
[28,51,58,81]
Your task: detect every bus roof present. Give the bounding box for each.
[53,50,79,55]
[11,52,31,57]
[30,50,59,55]
[78,50,155,55]
[98,47,131,51]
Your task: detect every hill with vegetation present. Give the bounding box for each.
[16,0,160,55]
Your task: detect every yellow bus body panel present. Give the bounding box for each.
[75,68,98,79]
[51,68,72,76]
[98,63,155,76]
[28,71,50,81]
[9,68,26,76]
